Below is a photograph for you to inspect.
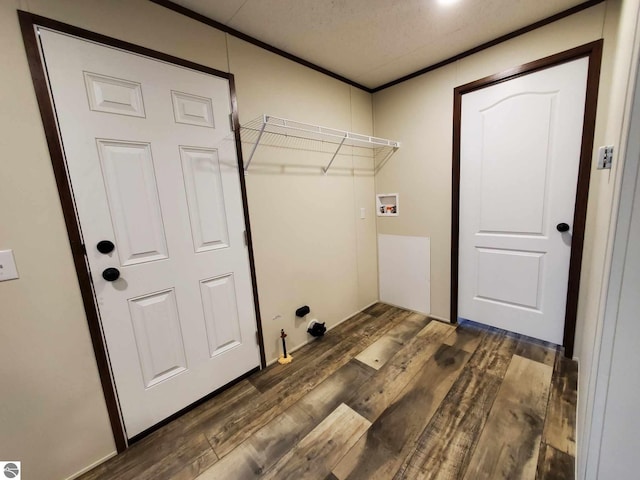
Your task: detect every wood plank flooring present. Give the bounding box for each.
[79,303,577,480]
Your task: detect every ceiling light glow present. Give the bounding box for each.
[438,0,460,6]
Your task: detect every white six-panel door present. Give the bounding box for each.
[38,29,261,437]
[459,58,589,344]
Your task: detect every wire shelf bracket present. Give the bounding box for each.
[241,114,400,173]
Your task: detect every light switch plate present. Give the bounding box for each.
[0,250,19,281]
[360,207,366,219]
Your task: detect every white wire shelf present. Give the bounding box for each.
[240,115,400,173]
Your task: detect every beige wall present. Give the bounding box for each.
[3,0,635,478]
[373,4,640,479]
[228,37,378,363]
[574,1,640,478]
[373,3,608,322]
[0,0,376,478]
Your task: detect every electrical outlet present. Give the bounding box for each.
[0,250,19,281]
[597,145,614,169]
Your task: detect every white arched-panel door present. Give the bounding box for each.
[459,58,589,344]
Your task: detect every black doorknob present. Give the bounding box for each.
[556,222,570,232]
[102,267,120,282]
[97,240,115,254]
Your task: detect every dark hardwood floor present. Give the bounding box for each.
[80,303,577,480]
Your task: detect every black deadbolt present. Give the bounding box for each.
[556,223,570,233]
[102,267,120,282]
[97,240,115,254]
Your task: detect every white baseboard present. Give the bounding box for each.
[428,313,451,323]
[265,301,379,366]
[66,451,117,480]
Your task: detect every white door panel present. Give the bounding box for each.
[179,146,231,252]
[200,274,244,357]
[128,288,188,388]
[38,29,261,437]
[96,139,169,265]
[475,248,544,309]
[478,93,555,235]
[84,72,146,117]
[459,58,589,344]
[171,90,216,127]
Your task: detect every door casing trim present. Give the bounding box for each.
[18,10,267,452]
[451,40,604,358]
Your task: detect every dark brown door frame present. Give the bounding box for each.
[18,11,267,452]
[451,40,603,358]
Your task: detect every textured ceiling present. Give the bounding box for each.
[169,0,590,89]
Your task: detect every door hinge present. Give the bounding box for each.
[597,145,614,169]
[244,230,248,246]
[255,331,260,345]
[229,113,235,131]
